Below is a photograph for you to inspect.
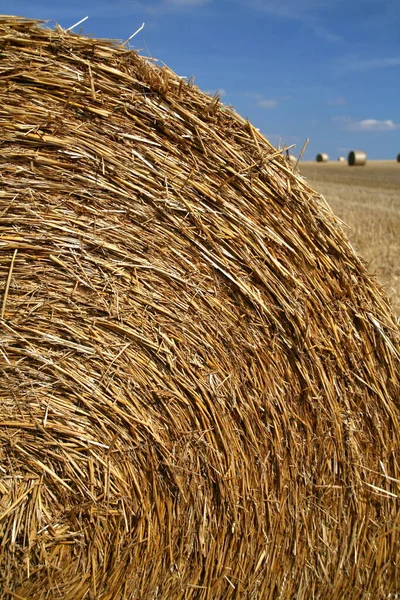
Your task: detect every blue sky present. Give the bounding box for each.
[4,0,400,159]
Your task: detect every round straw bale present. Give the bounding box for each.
[348,150,367,166]
[1,17,399,600]
[315,152,329,162]
[397,153,400,162]
[337,156,345,162]
[286,153,298,169]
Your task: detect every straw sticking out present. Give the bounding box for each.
[121,22,145,47]
[66,16,89,32]
[1,249,18,319]
[0,16,399,600]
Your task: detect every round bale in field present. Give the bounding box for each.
[397,153,400,162]
[1,17,400,600]
[337,156,345,162]
[315,152,329,162]
[348,150,367,166]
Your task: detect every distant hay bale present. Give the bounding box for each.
[287,153,298,168]
[348,150,367,166]
[1,17,400,600]
[397,153,400,162]
[337,156,345,162]
[315,153,329,162]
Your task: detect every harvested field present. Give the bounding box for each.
[0,17,399,600]
[300,161,400,315]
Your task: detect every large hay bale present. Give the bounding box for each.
[348,150,367,166]
[1,17,399,600]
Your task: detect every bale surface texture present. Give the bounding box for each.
[1,17,400,600]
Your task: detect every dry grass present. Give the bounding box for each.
[300,161,400,315]
[0,17,399,600]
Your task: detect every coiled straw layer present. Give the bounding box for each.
[0,17,399,600]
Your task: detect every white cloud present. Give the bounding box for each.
[333,116,399,132]
[257,99,278,109]
[343,57,400,72]
[206,88,227,98]
[350,119,398,132]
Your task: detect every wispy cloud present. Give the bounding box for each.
[12,0,211,20]
[135,0,211,14]
[328,97,346,106]
[333,116,399,132]
[350,119,398,132]
[164,0,210,6]
[205,88,227,98]
[244,93,279,108]
[342,57,400,72]
[244,0,335,21]
[240,0,344,45]
[6,1,143,19]
[257,99,278,109]
[310,23,343,44]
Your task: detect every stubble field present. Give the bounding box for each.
[299,161,400,315]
